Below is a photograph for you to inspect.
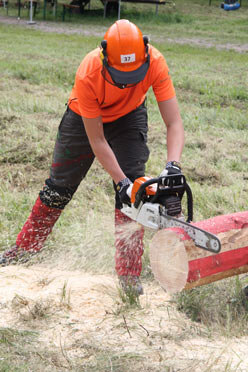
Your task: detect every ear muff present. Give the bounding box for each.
[100,40,108,66]
[143,35,149,50]
[101,40,107,52]
[143,36,150,64]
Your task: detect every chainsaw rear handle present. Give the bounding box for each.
[134,175,193,223]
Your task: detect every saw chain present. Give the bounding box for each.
[160,209,221,253]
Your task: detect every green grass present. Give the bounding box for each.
[174,276,248,336]
[0,0,247,263]
[0,328,42,371]
[0,0,247,272]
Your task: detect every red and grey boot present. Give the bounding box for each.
[0,196,62,266]
[115,209,144,296]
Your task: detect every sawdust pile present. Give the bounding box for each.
[0,265,247,371]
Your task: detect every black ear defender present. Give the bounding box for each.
[143,35,149,46]
[101,40,107,53]
[143,36,150,62]
[100,40,108,66]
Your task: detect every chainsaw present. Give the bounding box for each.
[121,174,221,254]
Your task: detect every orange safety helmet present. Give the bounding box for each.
[100,19,150,89]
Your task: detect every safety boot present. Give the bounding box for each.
[0,245,37,266]
[119,275,144,297]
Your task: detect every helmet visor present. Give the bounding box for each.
[106,60,149,85]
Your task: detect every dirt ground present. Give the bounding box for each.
[1,15,248,53]
[0,265,247,371]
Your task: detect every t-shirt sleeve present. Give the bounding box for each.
[150,52,176,102]
[75,73,102,118]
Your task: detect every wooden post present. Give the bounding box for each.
[149,211,248,293]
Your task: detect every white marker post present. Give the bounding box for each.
[27,0,36,24]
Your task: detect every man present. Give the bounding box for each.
[0,20,184,296]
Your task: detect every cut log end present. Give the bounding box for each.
[149,211,248,293]
[149,229,189,294]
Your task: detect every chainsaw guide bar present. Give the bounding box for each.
[159,211,221,253]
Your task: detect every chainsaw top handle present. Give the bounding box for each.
[134,175,193,223]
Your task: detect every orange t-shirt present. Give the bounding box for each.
[68,45,175,123]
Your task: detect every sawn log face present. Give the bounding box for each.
[150,211,248,292]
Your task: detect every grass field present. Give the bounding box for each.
[0,1,248,370]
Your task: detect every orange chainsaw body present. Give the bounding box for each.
[131,177,157,204]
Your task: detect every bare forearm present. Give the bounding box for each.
[158,97,185,163]
[166,121,184,162]
[82,116,126,184]
[90,139,126,184]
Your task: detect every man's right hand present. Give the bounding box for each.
[116,178,133,206]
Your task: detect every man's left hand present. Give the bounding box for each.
[160,161,182,177]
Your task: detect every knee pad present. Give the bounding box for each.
[39,179,78,209]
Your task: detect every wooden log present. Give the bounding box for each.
[149,211,248,293]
